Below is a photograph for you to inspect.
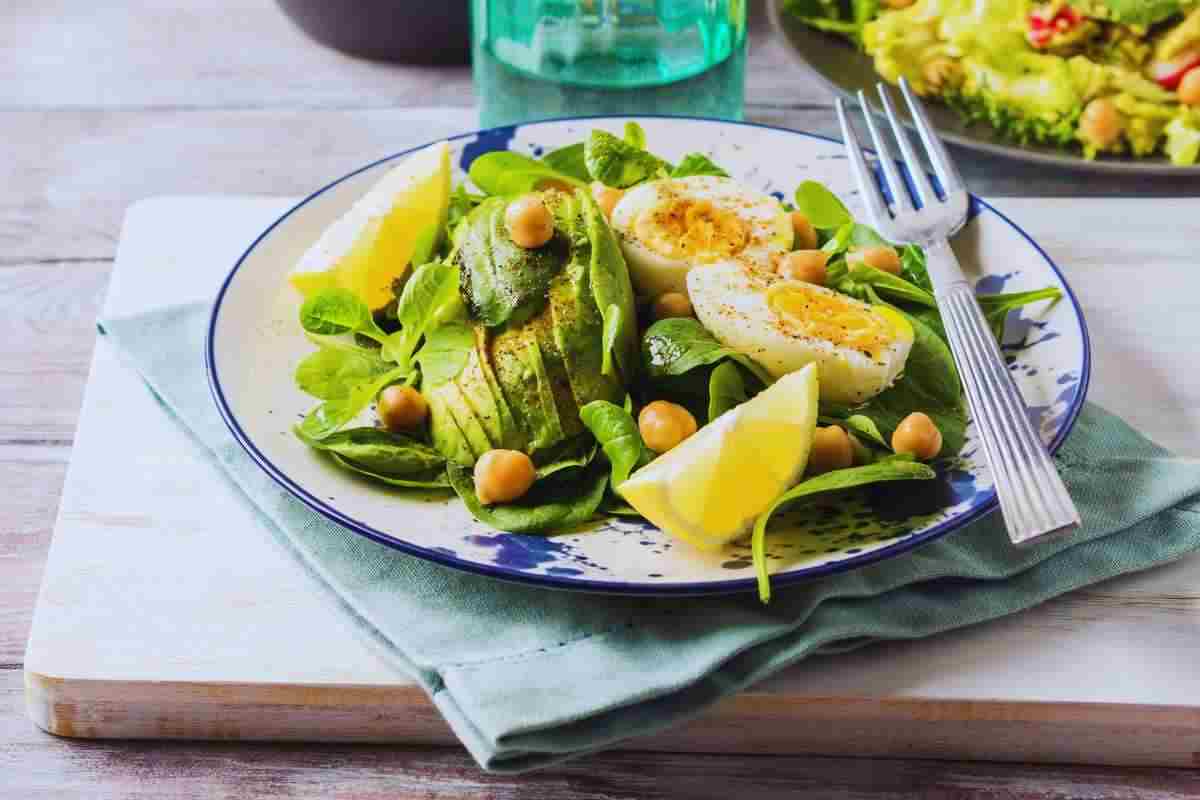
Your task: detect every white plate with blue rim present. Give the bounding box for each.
[207,116,1090,595]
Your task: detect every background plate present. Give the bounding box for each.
[768,0,1200,176]
[208,116,1089,595]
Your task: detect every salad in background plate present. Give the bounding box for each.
[285,123,1062,600]
[783,0,1200,164]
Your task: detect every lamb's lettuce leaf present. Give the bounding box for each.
[414,321,473,388]
[389,260,465,368]
[295,346,392,401]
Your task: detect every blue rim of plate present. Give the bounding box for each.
[206,114,1092,596]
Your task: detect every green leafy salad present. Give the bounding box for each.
[784,0,1200,164]
[288,123,1061,600]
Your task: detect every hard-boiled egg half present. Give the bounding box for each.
[610,176,793,297]
[688,263,914,405]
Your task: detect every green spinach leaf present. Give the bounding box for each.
[834,311,967,456]
[541,142,592,182]
[328,454,449,488]
[585,194,639,382]
[468,152,586,196]
[752,460,936,602]
[843,414,889,448]
[707,360,747,422]
[599,493,644,518]
[584,129,670,188]
[670,153,730,179]
[446,459,610,534]
[794,180,853,229]
[642,317,774,387]
[821,222,889,259]
[845,261,936,308]
[899,244,933,293]
[580,400,652,488]
[535,437,599,480]
[297,426,445,474]
[977,287,1063,342]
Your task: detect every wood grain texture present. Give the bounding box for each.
[6,673,1200,800]
[0,260,111,441]
[0,447,64,664]
[24,672,1200,768]
[6,0,1200,794]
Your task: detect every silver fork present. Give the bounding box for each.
[836,79,1080,547]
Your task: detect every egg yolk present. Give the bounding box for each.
[634,197,749,263]
[766,283,903,358]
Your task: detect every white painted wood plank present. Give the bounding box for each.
[23,196,1200,761]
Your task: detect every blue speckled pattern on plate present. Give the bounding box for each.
[207,116,1090,595]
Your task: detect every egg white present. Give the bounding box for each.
[609,176,792,298]
[687,262,914,405]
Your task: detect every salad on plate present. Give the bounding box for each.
[286,124,1061,600]
[783,0,1200,164]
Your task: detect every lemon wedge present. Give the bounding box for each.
[289,141,452,309]
[619,364,819,550]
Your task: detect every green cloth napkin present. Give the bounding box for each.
[100,302,1200,773]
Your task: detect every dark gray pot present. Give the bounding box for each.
[276,0,469,64]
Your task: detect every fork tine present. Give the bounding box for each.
[899,76,964,195]
[856,89,913,214]
[876,83,936,207]
[834,98,890,230]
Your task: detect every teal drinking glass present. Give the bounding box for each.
[472,0,747,127]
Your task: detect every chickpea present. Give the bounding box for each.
[892,412,943,461]
[807,425,854,476]
[1079,98,1123,150]
[638,401,697,454]
[591,181,625,219]
[790,211,818,250]
[652,292,694,320]
[1179,68,1200,107]
[778,249,829,285]
[848,245,902,275]
[505,194,554,249]
[377,385,428,432]
[473,449,536,505]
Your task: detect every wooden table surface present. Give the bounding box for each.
[4,2,1198,797]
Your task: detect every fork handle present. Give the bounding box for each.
[925,240,1081,547]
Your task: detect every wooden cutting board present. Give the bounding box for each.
[24,196,1200,767]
